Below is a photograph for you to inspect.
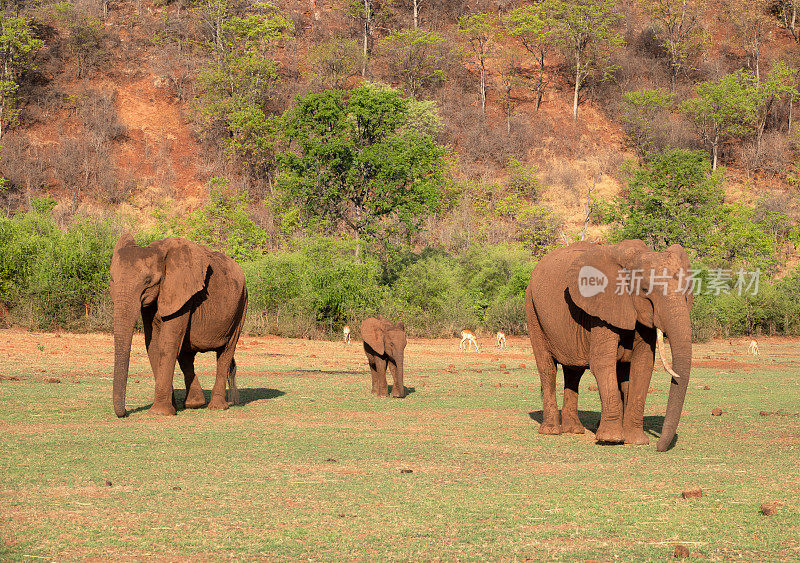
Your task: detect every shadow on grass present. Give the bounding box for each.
[388,385,416,397]
[127,387,285,415]
[528,410,671,445]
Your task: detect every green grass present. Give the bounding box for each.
[0,335,798,560]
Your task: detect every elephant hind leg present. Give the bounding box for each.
[209,348,234,410]
[179,350,206,409]
[562,367,587,434]
[227,358,240,405]
[534,351,561,435]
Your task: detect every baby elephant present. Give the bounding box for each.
[361,317,407,398]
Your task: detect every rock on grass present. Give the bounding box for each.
[761,501,783,516]
[711,408,723,416]
[682,487,702,499]
[673,544,690,558]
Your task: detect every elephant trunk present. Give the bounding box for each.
[396,356,405,396]
[112,305,137,418]
[656,311,692,452]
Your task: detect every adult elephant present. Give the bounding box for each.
[110,233,248,417]
[361,317,407,398]
[525,239,692,451]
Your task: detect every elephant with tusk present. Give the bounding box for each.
[525,239,693,451]
[109,234,247,417]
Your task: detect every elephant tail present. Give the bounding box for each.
[227,359,240,405]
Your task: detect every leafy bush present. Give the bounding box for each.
[0,203,117,330]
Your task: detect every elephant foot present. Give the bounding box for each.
[623,428,649,445]
[538,423,562,435]
[391,387,406,398]
[595,420,624,443]
[149,402,177,416]
[184,393,207,409]
[561,420,586,434]
[207,395,230,410]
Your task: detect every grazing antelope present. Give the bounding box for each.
[343,325,351,344]
[748,339,759,356]
[496,331,507,349]
[460,330,479,351]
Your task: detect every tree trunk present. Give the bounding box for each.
[480,55,486,114]
[712,134,719,170]
[362,0,372,76]
[413,0,419,29]
[572,52,580,121]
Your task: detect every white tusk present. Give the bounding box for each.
[656,329,681,380]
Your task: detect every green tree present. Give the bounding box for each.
[306,36,364,89]
[681,70,758,170]
[182,177,269,261]
[620,88,674,156]
[502,1,557,111]
[610,149,779,273]
[54,3,106,79]
[610,150,725,253]
[550,0,622,121]
[276,84,448,243]
[380,28,446,97]
[639,0,707,90]
[496,51,522,133]
[726,0,771,82]
[458,12,494,113]
[752,62,798,158]
[0,13,43,138]
[195,1,292,177]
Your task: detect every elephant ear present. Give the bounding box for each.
[361,318,385,356]
[155,238,210,317]
[114,232,137,253]
[666,243,693,310]
[566,245,637,331]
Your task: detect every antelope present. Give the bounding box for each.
[748,339,759,356]
[496,331,507,349]
[343,325,351,344]
[460,330,479,351]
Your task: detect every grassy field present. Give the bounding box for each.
[0,329,798,561]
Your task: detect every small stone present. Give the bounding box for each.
[172,486,182,491]
[310,354,317,358]
[400,468,413,474]
[682,487,702,499]
[338,513,346,518]
[499,363,507,369]
[711,408,723,416]
[46,378,61,384]
[105,480,113,487]
[703,385,710,390]
[761,501,782,516]
[325,458,337,463]
[673,544,690,558]
[759,411,771,416]
[134,380,140,383]
[494,382,502,387]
